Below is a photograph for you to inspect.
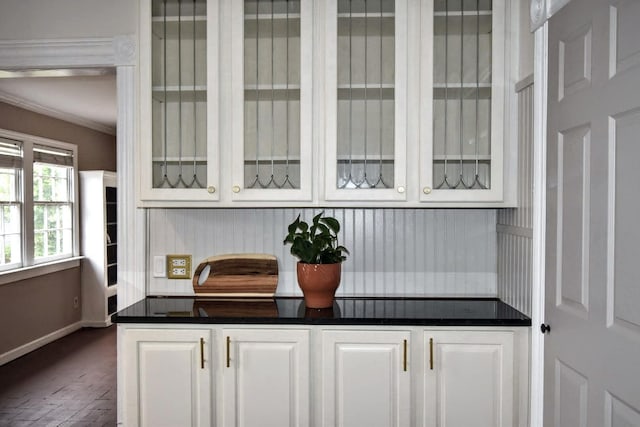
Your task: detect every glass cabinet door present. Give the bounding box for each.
[229,0,313,201]
[141,0,219,202]
[420,0,505,202]
[324,0,408,201]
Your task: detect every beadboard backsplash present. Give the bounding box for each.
[147,208,497,297]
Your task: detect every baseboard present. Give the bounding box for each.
[0,321,83,366]
[82,319,112,328]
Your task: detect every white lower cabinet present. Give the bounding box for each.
[122,328,213,427]
[422,331,515,427]
[321,330,411,427]
[120,326,526,427]
[221,329,310,427]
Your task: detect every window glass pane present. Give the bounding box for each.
[0,204,21,266]
[34,164,71,203]
[33,202,72,260]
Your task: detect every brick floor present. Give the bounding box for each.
[0,327,116,427]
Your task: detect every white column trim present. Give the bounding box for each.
[530,0,573,31]
[0,37,145,310]
[530,24,549,427]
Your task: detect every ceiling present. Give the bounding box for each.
[0,68,117,135]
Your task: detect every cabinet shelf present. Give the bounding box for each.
[153,156,208,163]
[433,154,491,161]
[152,86,207,102]
[244,157,301,163]
[151,16,207,39]
[337,86,395,100]
[338,13,395,19]
[244,13,301,21]
[433,85,491,99]
[434,15,492,35]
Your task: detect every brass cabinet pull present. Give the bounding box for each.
[403,339,408,372]
[200,338,205,369]
[429,338,434,370]
[226,336,230,368]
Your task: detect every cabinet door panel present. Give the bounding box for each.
[423,331,514,427]
[419,0,506,202]
[222,329,310,427]
[229,0,313,201]
[324,0,410,201]
[140,0,220,202]
[123,328,211,427]
[322,330,411,427]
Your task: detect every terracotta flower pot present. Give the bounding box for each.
[296,262,342,309]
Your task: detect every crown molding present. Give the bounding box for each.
[0,36,136,69]
[530,0,572,31]
[0,90,116,136]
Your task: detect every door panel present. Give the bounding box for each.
[544,0,640,425]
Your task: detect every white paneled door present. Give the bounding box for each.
[544,0,640,426]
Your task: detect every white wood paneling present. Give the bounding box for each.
[497,79,534,316]
[148,208,497,296]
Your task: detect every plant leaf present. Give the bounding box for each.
[321,216,340,233]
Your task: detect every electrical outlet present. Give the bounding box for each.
[73,296,79,308]
[166,255,192,279]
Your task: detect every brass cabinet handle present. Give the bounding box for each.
[200,338,205,369]
[403,339,408,372]
[226,336,230,368]
[429,338,434,370]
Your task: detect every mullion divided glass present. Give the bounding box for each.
[336,0,395,190]
[244,0,301,190]
[433,0,492,190]
[151,0,208,189]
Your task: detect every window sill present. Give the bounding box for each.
[0,256,84,287]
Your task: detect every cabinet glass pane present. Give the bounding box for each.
[243,0,302,189]
[151,0,208,189]
[433,0,492,189]
[336,0,395,189]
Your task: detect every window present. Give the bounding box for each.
[0,137,22,270]
[0,130,78,273]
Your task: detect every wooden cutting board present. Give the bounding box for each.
[192,253,278,297]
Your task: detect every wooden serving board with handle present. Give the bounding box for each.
[192,253,278,297]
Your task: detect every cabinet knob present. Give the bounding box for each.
[423,186,432,195]
[207,186,216,194]
[232,185,241,193]
[540,323,551,334]
[397,186,406,194]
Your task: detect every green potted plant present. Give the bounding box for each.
[283,211,349,308]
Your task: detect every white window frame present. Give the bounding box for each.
[0,128,80,282]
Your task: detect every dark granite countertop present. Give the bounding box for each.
[112,296,531,327]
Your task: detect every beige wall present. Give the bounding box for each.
[0,103,116,362]
[0,101,116,171]
[0,267,81,356]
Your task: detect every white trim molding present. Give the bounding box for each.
[530,0,573,31]
[0,321,82,366]
[0,38,134,68]
[0,36,145,312]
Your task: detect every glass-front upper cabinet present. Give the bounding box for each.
[140,0,219,202]
[229,0,313,201]
[420,0,506,202]
[323,0,409,201]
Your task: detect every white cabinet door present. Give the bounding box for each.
[222,329,310,427]
[227,0,314,202]
[323,0,412,202]
[321,330,411,427]
[419,0,509,203]
[422,331,514,427]
[122,328,212,427]
[139,0,220,203]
